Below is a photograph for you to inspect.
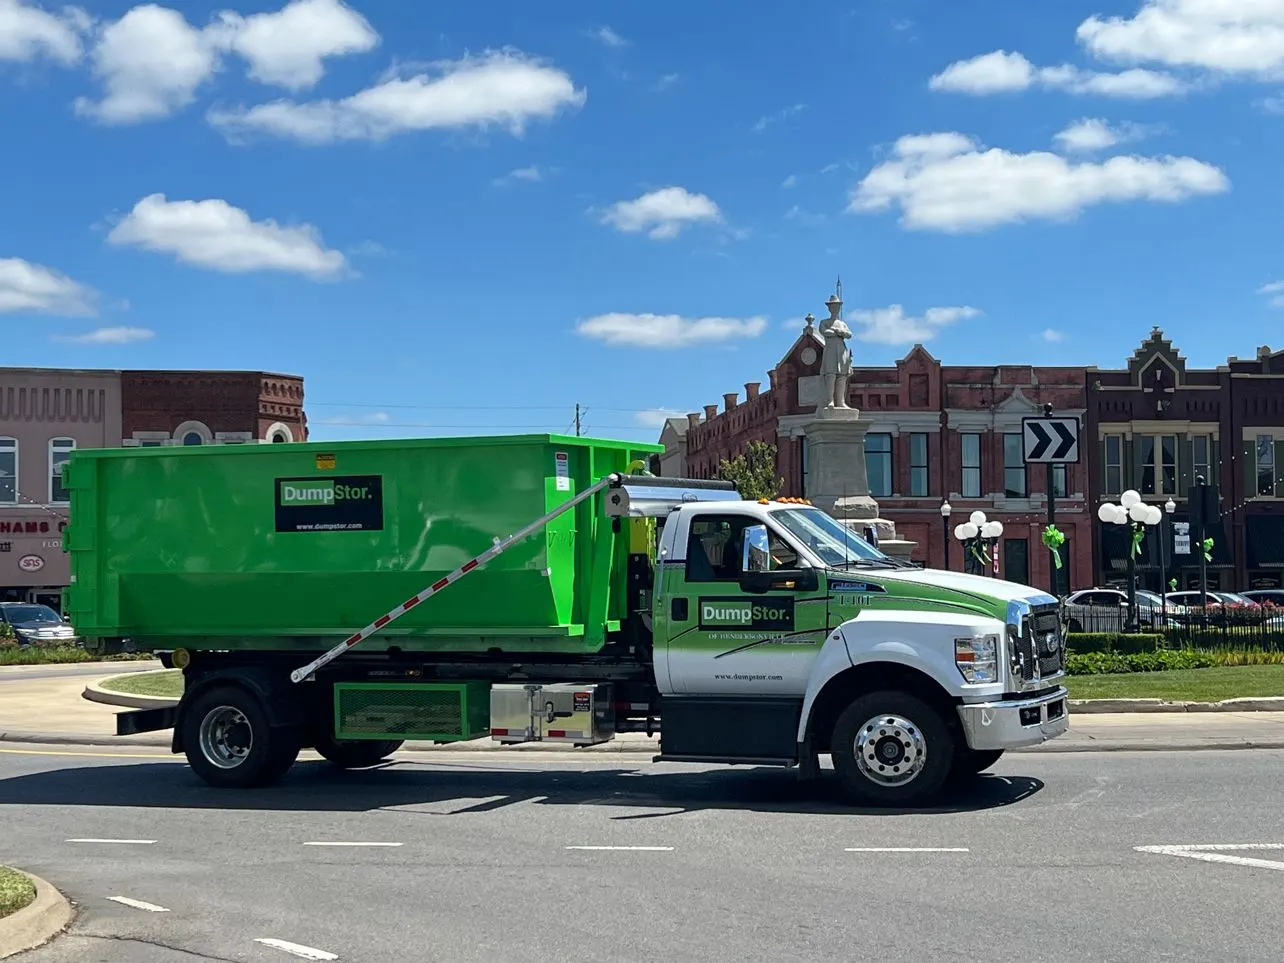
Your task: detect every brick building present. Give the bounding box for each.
[679,300,1092,591]
[1087,330,1284,591]
[0,367,307,609]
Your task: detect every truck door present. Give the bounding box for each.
[664,511,828,696]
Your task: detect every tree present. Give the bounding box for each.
[716,440,783,500]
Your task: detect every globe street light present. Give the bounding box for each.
[1161,497,1176,627]
[939,500,951,570]
[1097,490,1162,632]
[954,509,1003,577]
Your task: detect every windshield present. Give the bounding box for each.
[2,604,60,624]
[770,507,891,566]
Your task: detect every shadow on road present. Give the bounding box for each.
[0,757,1044,817]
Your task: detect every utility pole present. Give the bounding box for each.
[1044,402,1057,596]
[574,403,582,437]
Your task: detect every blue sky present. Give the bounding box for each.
[2,0,1283,445]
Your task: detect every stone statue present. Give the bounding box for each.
[818,292,852,409]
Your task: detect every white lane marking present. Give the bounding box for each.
[254,938,339,960]
[303,841,402,848]
[66,838,156,844]
[107,896,169,913]
[845,847,970,853]
[1136,844,1284,872]
[565,845,674,851]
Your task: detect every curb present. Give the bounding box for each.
[82,677,177,711]
[1068,697,1284,713]
[0,871,73,959]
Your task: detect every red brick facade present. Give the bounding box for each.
[679,326,1093,593]
[120,371,307,447]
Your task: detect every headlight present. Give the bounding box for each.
[955,633,999,684]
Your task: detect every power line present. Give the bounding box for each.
[315,420,650,431]
[307,400,683,414]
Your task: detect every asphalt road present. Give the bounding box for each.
[3,743,1283,962]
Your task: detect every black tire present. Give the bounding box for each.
[830,690,955,807]
[181,685,300,788]
[314,733,404,769]
[949,748,1004,781]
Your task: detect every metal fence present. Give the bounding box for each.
[1067,605,1284,650]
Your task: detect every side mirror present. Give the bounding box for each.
[740,564,818,594]
[741,524,771,574]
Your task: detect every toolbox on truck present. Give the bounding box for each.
[61,434,660,654]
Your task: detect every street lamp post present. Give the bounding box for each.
[1161,497,1176,629]
[940,500,952,570]
[1097,490,1162,632]
[954,510,1004,578]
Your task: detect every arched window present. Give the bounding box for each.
[172,421,212,446]
[182,432,204,446]
[264,422,294,444]
[0,438,16,505]
[49,438,75,503]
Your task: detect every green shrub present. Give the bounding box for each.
[1067,649,1219,675]
[1067,632,1164,655]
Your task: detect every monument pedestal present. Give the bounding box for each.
[792,407,918,561]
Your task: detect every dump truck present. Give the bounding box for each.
[62,433,1069,806]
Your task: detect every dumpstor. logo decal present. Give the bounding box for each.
[698,597,795,631]
[274,475,384,532]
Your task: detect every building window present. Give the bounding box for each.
[264,422,295,444]
[0,438,15,505]
[1004,537,1029,586]
[181,432,204,446]
[961,433,981,498]
[1103,434,1123,495]
[49,438,74,503]
[909,433,929,497]
[866,433,892,497]
[1258,435,1276,497]
[1003,433,1026,498]
[1055,536,1073,596]
[800,438,809,497]
[1192,435,1211,485]
[1052,464,1068,498]
[1140,434,1178,496]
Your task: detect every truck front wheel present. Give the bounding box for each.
[830,691,954,807]
[314,733,404,769]
[182,685,300,788]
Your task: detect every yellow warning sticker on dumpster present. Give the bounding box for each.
[316,453,336,470]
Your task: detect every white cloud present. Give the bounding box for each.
[751,103,805,133]
[1041,328,1066,342]
[598,186,722,240]
[317,410,390,425]
[74,4,224,124]
[106,193,348,279]
[929,49,1186,98]
[848,131,1229,232]
[576,312,767,348]
[207,49,585,144]
[847,305,980,345]
[0,257,96,315]
[493,164,543,186]
[213,0,378,91]
[1077,0,1284,80]
[1053,117,1151,152]
[782,173,798,188]
[654,72,679,91]
[1258,280,1284,307]
[53,325,154,344]
[784,205,826,225]
[635,407,685,429]
[0,0,87,64]
[588,25,627,48]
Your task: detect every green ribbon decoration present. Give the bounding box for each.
[1169,577,1178,591]
[1201,537,1214,564]
[1041,524,1065,570]
[1129,523,1146,559]
[969,538,990,570]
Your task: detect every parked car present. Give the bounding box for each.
[1242,589,1284,607]
[1064,588,1175,632]
[0,602,78,647]
[1165,591,1270,626]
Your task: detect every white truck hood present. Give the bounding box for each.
[863,566,1057,604]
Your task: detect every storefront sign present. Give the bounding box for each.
[1173,521,1191,555]
[17,554,44,573]
[0,520,66,536]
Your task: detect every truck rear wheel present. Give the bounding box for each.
[182,685,299,788]
[830,691,954,807]
[314,733,404,769]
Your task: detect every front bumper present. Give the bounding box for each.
[956,687,1069,751]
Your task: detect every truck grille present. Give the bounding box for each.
[1013,605,1065,682]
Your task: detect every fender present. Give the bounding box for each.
[795,608,1004,744]
[171,664,311,754]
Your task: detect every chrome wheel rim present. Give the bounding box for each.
[853,713,927,787]
[198,706,253,770]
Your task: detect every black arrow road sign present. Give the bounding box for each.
[1022,416,1080,464]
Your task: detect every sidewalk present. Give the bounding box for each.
[3,664,1284,754]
